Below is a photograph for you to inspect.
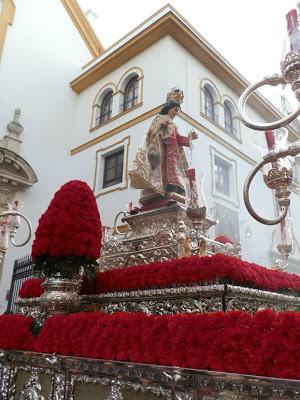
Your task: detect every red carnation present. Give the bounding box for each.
[95,254,300,295]
[31,180,102,275]
[214,236,234,244]
[19,278,45,298]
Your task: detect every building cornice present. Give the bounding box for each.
[60,0,104,58]
[71,105,161,155]
[70,105,257,169]
[0,147,38,191]
[0,0,15,61]
[70,10,299,141]
[179,111,256,167]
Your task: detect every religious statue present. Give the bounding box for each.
[129,88,198,206]
[181,229,206,257]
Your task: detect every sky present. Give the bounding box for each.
[78,0,298,110]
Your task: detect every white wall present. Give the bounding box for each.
[69,35,295,269]
[70,36,170,150]
[0,0,92,311]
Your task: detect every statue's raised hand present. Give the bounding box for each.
[189,130,198,140]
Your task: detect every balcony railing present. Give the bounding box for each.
[119,95,139,112]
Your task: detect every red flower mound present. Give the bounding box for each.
[2,310,300,379]
[31,180,101,260]
[32,310,300,379]
[0,314,34,350]
[215,236,233,244]
[19,278,45,298]
[95,254,300,294]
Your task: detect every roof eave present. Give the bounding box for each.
[70,11,299,140]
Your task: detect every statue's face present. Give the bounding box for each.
[190,230,196,239]
[167,106,179,119]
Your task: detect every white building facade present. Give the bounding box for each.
[0,2,300,311]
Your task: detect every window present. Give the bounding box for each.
[214,155,231,197]
[224,103,234,135]
[210,147,238,205]
[94,137,130,196]
[214,203,240,242]
[103,148,124,188]
[122,77,139,111]
[96,91,113,125]
[204,86,215,120]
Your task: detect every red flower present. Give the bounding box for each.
[3,310,300,379]
[95,254,300,294]
[0,314,34,350]
[32,310,300,379]
[19,278,45,298]
[31,180,102,261]
[214,236,233,244]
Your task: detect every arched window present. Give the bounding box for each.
[224,103,234,134]
[204,87,214,120]
[123,77,139,111]
[97,91,113,125]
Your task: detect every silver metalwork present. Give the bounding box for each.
[0,211,32,255]
[238,74,300,130]
[243,146,300,224]
[1,350,300,400]
[107,385,123,400]
[18,370,44,400]
[2,211,32,247]
[238,7,300,226]
[99,204,240,270]
[274,243,293,271]
[39,277,81,317]
[113,211,127,235]
[16,283,300,319]
[224,285,300,313]
[49,373,66,400]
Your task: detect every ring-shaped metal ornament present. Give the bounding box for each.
[238,74,300,130]
[113,211,128,235]
[0,211,32,247]
[243,159,288,225]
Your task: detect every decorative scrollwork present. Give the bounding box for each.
[1,350,300,400]
[107,385,123,400]
[18,371,44,400]
[238,74,300,130]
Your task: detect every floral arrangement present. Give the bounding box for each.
[214,235,233,244]
[19,278,45,298]
[31,180,102,278]
[19,253,300,298]
[1,310,300,379]
[95,254,300,294]
[0,314,34,350]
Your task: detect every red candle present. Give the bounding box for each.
[186,168,196,184]
[264,130,275,151]
[185,168,197,207]
[286,9,300,52]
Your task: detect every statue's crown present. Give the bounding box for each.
[166,87,184,105]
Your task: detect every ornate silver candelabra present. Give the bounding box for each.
[239,5,300,226]
[238,4,300,269]
[0,202,32,258]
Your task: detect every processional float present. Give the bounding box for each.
[2,4,300,400]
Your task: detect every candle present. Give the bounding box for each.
[185,168,197,208]
[286,9,300,53]
[280,218,286,243]
[264,130,275,151]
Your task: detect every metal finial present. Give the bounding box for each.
[7,108,24,135]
